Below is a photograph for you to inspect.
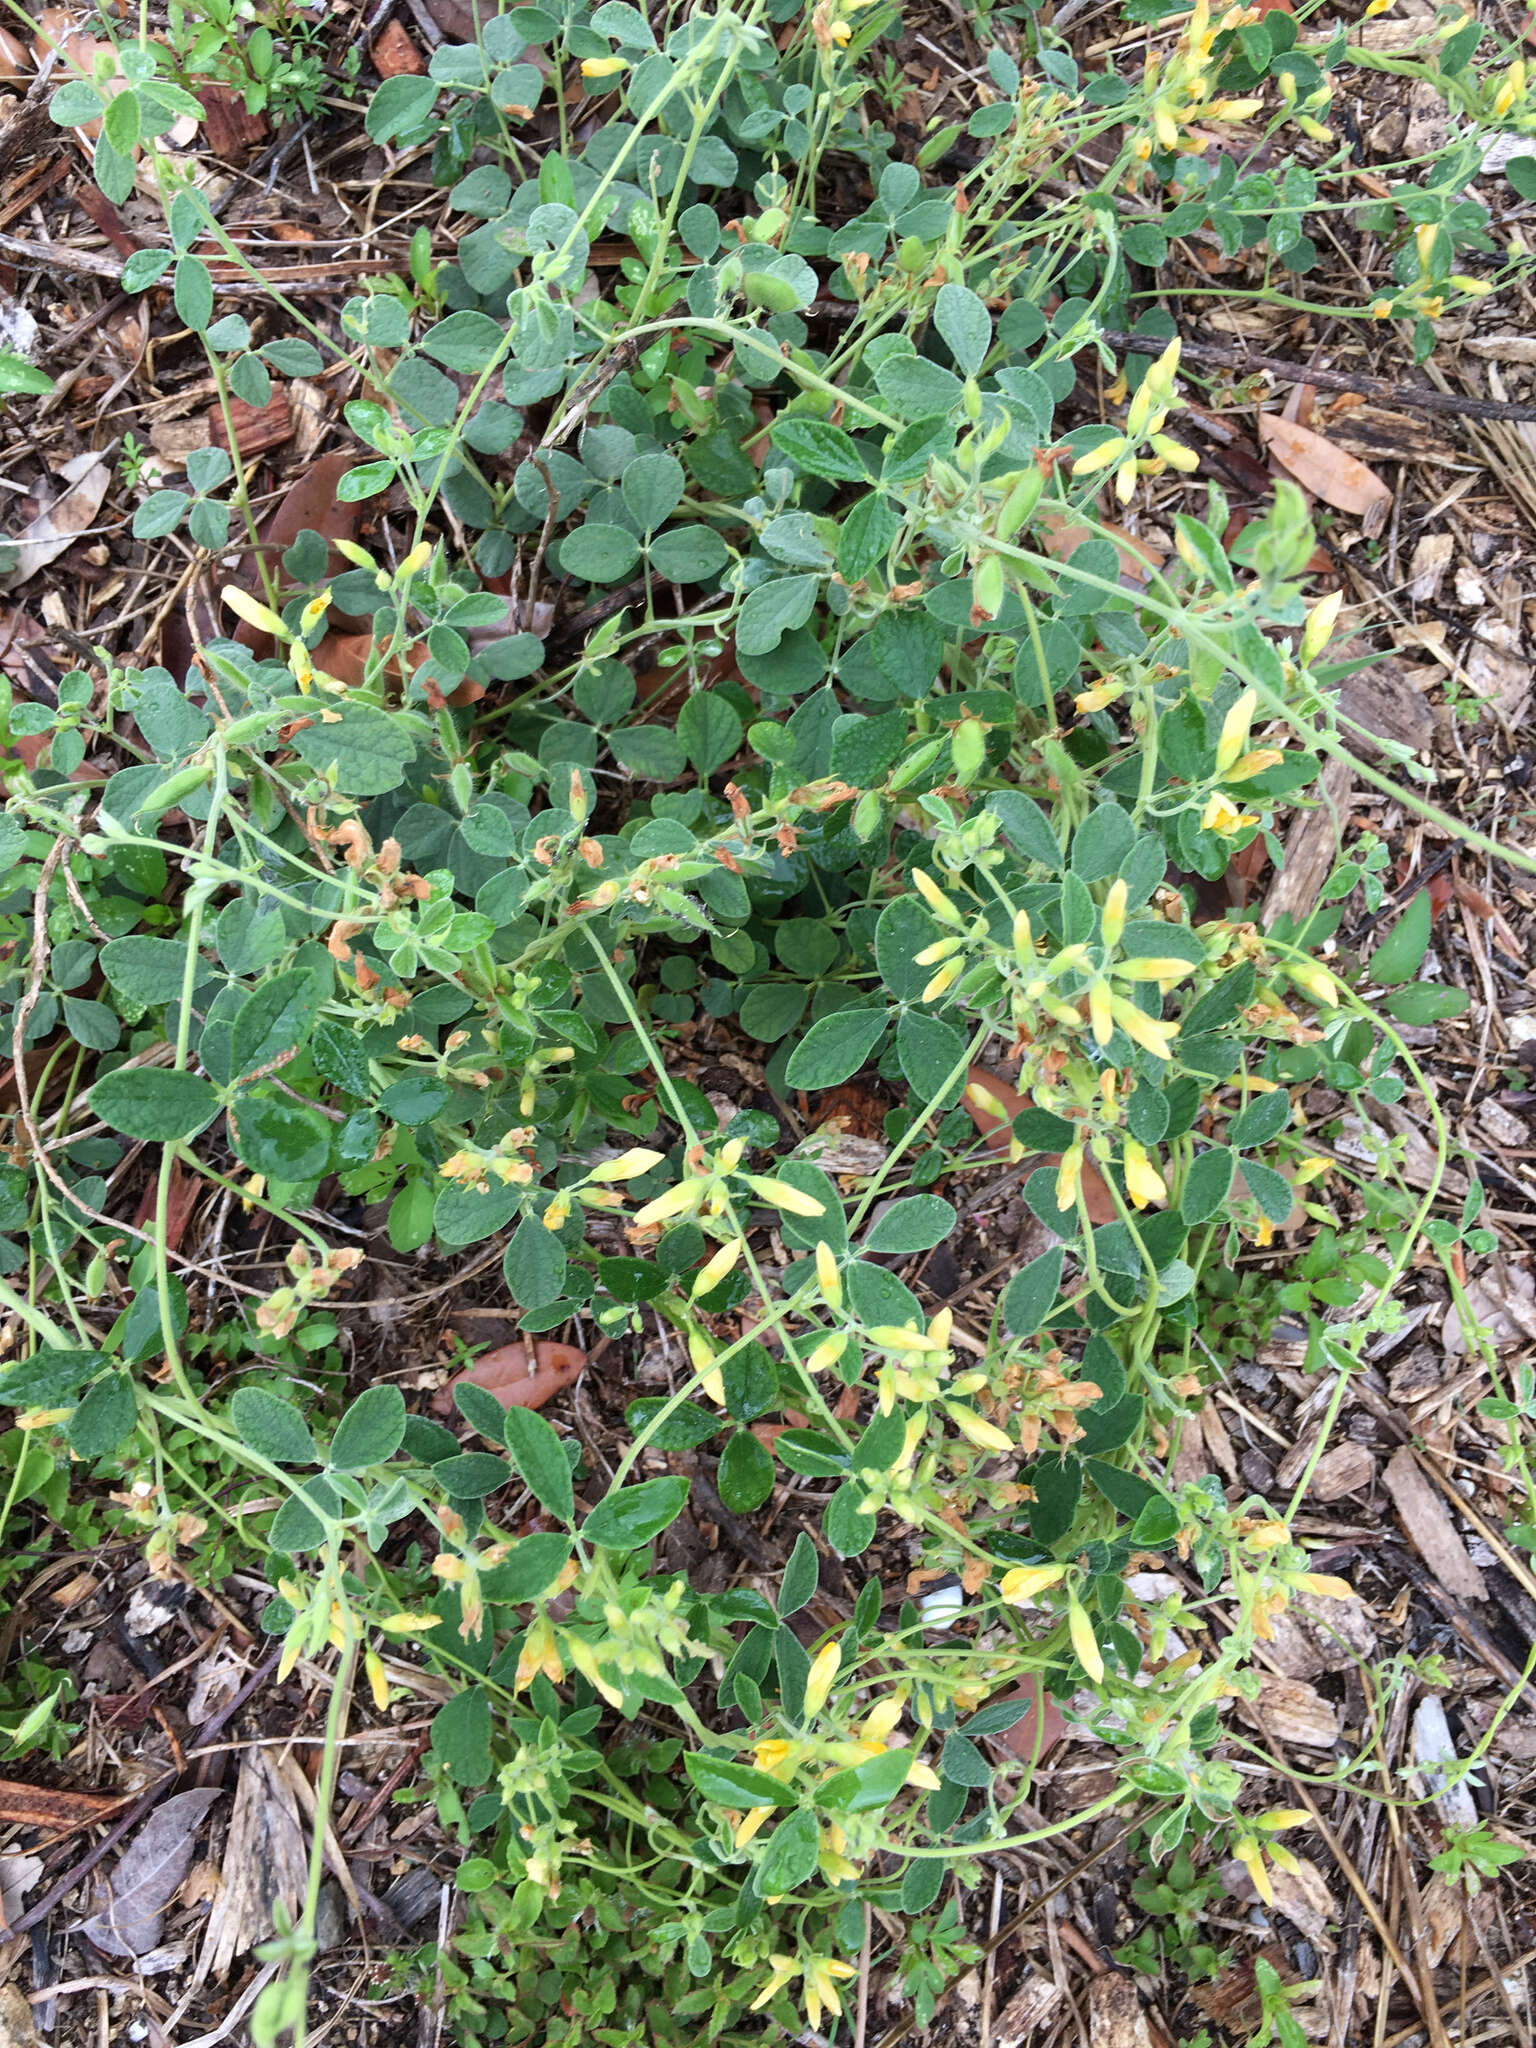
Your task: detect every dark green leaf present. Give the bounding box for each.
[581,1475,690,1548]
[502,1406,574,1521]
[90,1068,219,1143]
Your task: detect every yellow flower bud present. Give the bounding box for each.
[587,1147,666,1181]
[745,1174,826,1218]
[1286,959,1339,1008]
[399,540,433,578]
[1068,1595,1104,1683]
[805,1333,848,1373]
[912,866,964,926]
[1071,433,1129,477]
[803,1641,841,1718]
[921,960,964,1003]
[942,1402,1014,1452]
[633,1179,706,1226]
[1215,689,1256,775]
[692,1235,745,1297]
[1101,879,1128,948]
[221,586,289,640]
[815,1240,842,1309]
[581,54,628,76]
[1300,588,1342,663]
[1055,1143,1083,1212]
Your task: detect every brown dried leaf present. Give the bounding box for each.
[81,1786,223,1958]
[1383,1445,1487,1602]
[1257,414,1391,534]
[1,450,111,590]
[440,1339,588,1415]
[0,602,48,690]
[230,451,363,657]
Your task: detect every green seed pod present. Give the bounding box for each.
[995,463,1044,539]
[970,554,1006,623]
[897,236,927,274]
[852,789,883,840]
[950,716,987,786]
[889,737,947,791]
[136,759,212,817]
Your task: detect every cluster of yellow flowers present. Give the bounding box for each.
[1070,337,1197,505]
[1137,0,1266,162]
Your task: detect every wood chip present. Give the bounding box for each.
[1239,1673,1340,1748]
[1412,1693,1480,1832]
[1261,756,1352,929]
[1383,1445,1487,1602]
[198,85,269,159]
[195,1752,305,1984]
[1309,1442,1375,1501]
[0,1778,126,1830]
[1089,1972,1154,2048]
[372,20,427,73]
[993,1973,1064,2045]
[1408,532,1455,603]
[209,389,292,459]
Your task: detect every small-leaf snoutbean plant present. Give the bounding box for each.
[3,1,1533,2042]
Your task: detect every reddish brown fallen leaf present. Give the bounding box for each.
[437,1339,587,1416]
[985,1676,1067,1766]
[1257,413,1391,535]
[963,1066,1117,1225]
[372,19,426,74]
[0,1779,128,1831]
[1037,509,1163,587]
[132,1154,199,1251]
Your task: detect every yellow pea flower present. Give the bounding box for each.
[1000,1562,1066,1604]
[1123,1140,1167,1209]
[581,55,628,76]
[1201,792,1259,837]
